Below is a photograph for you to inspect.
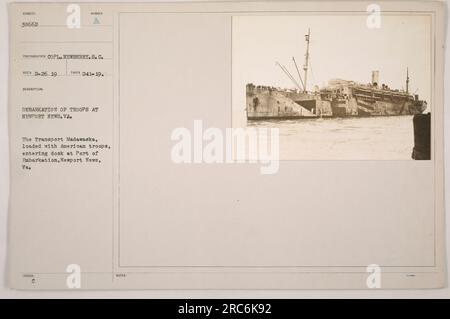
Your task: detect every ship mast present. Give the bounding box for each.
[406,67,410,94]
[303,28,311,93]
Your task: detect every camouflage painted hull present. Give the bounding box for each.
[246,83,427,120]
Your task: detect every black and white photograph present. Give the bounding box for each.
[232,14,432,160]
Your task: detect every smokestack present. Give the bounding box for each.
[406,67,410,94]
[372,70,379,87]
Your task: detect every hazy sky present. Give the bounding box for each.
[232,14,432,104]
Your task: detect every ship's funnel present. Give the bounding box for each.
[372,70,379,86]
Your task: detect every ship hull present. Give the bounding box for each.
[246,83,427,120]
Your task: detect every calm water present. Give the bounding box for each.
[248,115,415,160]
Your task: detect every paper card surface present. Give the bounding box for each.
[7,1,446,289]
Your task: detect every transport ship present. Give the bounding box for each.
[246,29,427,120]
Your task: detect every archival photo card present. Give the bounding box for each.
[6,1,446,290]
